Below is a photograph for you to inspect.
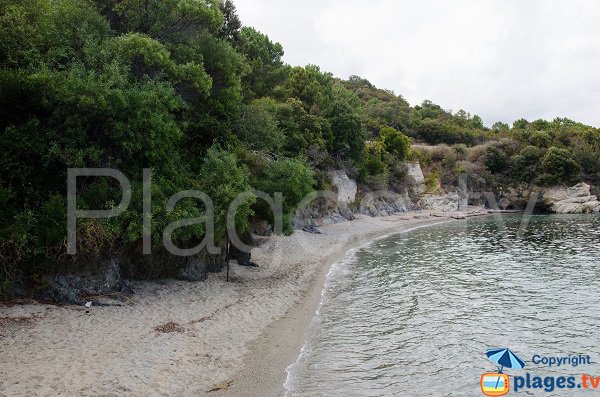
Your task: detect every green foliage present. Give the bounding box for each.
[484,146,508,174]
[218,0,242,44]
[491,121,510,132]
[425,167,441,192]
[278,65,334,114]
[416,119,477,145]
[529,130,552,148]
[454,110,484,129]
[357,141,389,190]
[328,87,366,161]
[572,136,600,174]
[540,147,581,185]
[237,27,287,98]
[277,98,329,156]
[379,127,411,160]
[2,0,599,294]
[513,118,529,130]
[100,0,224,40]
[235,98,285,152]
[198,146,255,239]
[256,157,315,234]
[511,145,543,181]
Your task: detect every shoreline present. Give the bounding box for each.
[214,210,486,397]
[0,209,487,397]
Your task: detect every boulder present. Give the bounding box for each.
[542,183,600,214]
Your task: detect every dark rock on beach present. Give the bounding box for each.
[39,258,132,305]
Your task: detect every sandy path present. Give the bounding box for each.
[0,209,486,397]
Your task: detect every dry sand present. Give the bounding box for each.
[0,209,486,397]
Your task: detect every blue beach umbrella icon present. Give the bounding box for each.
[486,348,526,371]
[486,348,525,389]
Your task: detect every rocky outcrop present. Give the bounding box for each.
[37,242,234,304]
[39,258,132,305]
[407,162,426,194]
[483,182,600,214]
[359,191,414,217]
[250,220,273,236]
[418,190,468,212]
[293,200,355,228]
[293,170,357,228]
[330,170,357,205]
[229,232,258,267]
[542,183,600,214]
[175,256,210,282]
[496,185,532,210]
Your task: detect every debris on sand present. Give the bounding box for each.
[154,322,185,333]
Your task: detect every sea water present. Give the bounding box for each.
[285,215,600,396]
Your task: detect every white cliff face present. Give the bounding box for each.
[329,170,357,206]
[407,162,426,194]
[542,183,600,214]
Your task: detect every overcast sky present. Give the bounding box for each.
[234,0,600,127]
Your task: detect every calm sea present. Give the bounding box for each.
[285,215,600,396]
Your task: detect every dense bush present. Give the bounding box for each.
[1,0,599,297]
[540,147,581,185]
[379,127,411,161]
[255,157,315,234]
[484,147,509,174]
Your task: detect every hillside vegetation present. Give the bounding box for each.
[1,0,599,297]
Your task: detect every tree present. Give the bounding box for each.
[277,65,334,115]
[237,27,287,98]
[277,98,329,156]
[491,121,510,132]
[328,88,366,161]
[471,115,484,129]
[529,130,552,148]
[513,118,529,130]
[97,0,224,42]
[235,98,285,152]
[198,146,255,239]
[416,119,476,145]
[531,119,550,130]
[541,147,581,184]
[218,0,242,45]
[485,147,508,174]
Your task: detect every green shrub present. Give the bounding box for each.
[198,146,255,240]
[236,98,285,152]
[529,131,552,148]
[484,146,508,173]
[256,157,315,234]
[540,147,581,184]
[378,126,411,160]
[0,278,14,300]
[425,167,441,192]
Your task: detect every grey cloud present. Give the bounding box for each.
[234,0,600,127]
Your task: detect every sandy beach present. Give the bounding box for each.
[0,209,485,397]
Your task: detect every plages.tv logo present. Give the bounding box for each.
[480,348,526,396]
